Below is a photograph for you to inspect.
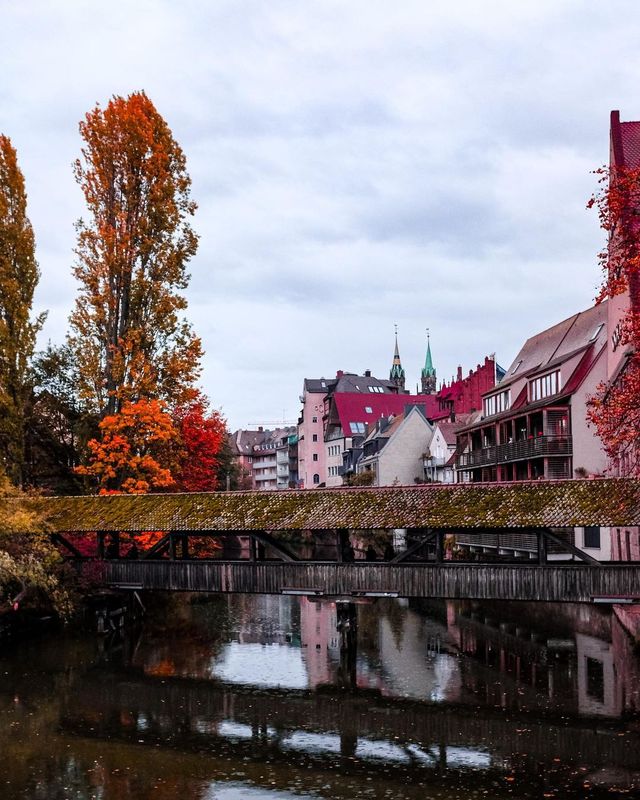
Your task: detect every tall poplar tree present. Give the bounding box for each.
[69,92,202,419]
[0,136,45,485]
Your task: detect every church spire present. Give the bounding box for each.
[389,324,406,391]
[421,329,437,394]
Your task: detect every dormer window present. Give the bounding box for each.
[529,369,561,402]
[483,389,510,417]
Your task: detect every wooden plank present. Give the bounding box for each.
[103,561,640,603]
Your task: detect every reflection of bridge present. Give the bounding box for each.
[61,670,640,777]
[11,478,640,602]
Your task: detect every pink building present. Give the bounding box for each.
[298,371,401,487]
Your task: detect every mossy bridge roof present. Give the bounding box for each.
[6,478,640,533]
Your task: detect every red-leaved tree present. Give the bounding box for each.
[172,392,226,492]
[587,166,640,475]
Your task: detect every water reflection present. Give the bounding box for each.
[1,594,640,798]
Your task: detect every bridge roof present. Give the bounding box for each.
[9,478,640,533]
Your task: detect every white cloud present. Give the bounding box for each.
[0,0,635,427]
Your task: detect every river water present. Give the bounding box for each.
[1,595,639,799]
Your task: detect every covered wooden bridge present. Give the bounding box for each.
[11,478,640,602]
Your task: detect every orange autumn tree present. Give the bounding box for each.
[587,165,640,474]
[77,398,176,494]
[68,91,210,495]
[69,91,202,419]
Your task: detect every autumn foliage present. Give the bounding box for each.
[69,91,201,418]
[76,392,227,495]
[587,166,640,475]
[76,398,176,494]
[0,135,45,485]
[173,393,226,492]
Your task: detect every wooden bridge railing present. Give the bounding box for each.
[102,560,640,603]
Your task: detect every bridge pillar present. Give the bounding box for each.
[435,530,444,563]
[537,530,548,565]
[336,601,357,689]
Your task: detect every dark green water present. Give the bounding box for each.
[1,595,639,799]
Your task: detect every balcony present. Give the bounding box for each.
[458,435,572,469]
[423,456,447,468]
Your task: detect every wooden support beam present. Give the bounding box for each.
[51,533,83,558]
[542,529,601,566]
[97,531,106,560]
[390,529,436,564]
[169,534,178,561]
[142,533,171,560]
[250,531,298,562]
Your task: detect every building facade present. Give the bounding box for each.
[456,303,608,483]
[357,406,434,486]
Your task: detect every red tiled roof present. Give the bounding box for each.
[620,121,640,169]
[333,392,440,435]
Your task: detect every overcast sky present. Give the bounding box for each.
[2,1,638,430]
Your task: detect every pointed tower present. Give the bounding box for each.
[421,331,437,394]
[389,326,406,391]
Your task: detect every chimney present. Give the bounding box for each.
[258,426,263,432]
[457,365,463,382]
[336,370,344,378]
[364,369,371,377]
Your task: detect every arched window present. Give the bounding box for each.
[313,473,320,484]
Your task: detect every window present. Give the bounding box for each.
[313,473,320,484]
[529,370,561,402]
[483,389,510,417]
[589,323,604,342]
[368,386,383,393]
[312,434,318,442]
[350,422,366,434]
[312,416,318,423]
[511,359,523,374]
[586,657,605,702]
[313,453,318,461]
[584,526,601,549]
[365,406,372,414]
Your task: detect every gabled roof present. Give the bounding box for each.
[611,110,640,169]
[304,373,396,396]
[333,393,440,437]
[433,420,463,447]
[497,302,607,389]
[8,478,640,532]
[231,429,268,454]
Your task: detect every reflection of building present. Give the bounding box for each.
[576,633,620,717]
[375,605,462,701]
[299,599,339,687]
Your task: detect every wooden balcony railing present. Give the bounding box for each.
[458,435,572,469]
